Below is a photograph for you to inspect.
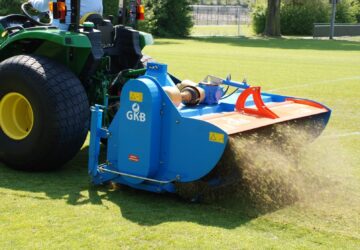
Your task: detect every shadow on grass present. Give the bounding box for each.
[0,146,279,229]
[190,36,360,51]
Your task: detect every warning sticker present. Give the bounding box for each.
[129,91,143,103]
[209,132,225,144]
[128,154,140,162]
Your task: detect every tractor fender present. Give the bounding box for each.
[0,30,92,75]
[0,29,92,49]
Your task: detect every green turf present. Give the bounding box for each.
[191,25,254,37]
[1,37,360,249]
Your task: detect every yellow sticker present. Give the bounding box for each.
[129,91,143,102]
[209,132,225,144]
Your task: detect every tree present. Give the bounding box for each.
[265,0,281,36]
[144,0,194,37]
[0,0,23,15]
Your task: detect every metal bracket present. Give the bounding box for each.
[98,165,180,185]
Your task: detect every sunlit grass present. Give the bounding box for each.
[191,24,254,37]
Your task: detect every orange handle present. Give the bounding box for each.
[235,87,279,119]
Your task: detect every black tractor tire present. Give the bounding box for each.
[0,55,89,171]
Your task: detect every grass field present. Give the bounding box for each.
[1,37,360,249]
[191,25,254,37]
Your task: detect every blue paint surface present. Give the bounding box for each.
[88,62,331,193]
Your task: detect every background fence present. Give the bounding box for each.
[190,5,251,37]
[191,5,251,26]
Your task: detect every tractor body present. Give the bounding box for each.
[0,5,151,104]
[0,0,152,170]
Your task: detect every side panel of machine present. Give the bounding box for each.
[108,78,162,185]
[153,80,229,182]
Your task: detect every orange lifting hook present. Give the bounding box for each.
[235,87,279,119]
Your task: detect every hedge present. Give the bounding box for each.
[252,0,360,36]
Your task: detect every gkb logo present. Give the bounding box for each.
[126,103,146,122]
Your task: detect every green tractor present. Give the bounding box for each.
[0,0,152,171]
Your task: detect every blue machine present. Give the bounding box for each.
[88,62,331,193]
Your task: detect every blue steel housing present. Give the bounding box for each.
[88,62,331,193]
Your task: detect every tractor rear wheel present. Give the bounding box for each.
[0,55,89,171]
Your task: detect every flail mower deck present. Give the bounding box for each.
[89,62,331,195]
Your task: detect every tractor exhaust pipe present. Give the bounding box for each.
[119,0,126,25]
[69,0,80,31]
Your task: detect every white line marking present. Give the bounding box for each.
[323,132,360,139]
[268,76,360,92]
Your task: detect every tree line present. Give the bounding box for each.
[255,0,360,36]
[1,0,359,37]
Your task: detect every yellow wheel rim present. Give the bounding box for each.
[0,92,34,140]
